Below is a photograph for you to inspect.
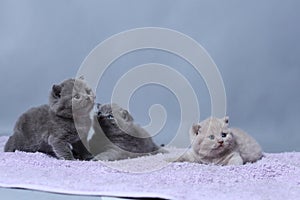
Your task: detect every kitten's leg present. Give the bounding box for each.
[48,136,75,160]
[227,153,243,165]
[71,140,94,161]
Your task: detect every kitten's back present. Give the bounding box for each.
[231,127,263,163]
[4,105,50,152]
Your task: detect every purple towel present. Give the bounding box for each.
[0,136,299,199]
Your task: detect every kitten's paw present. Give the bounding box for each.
[58,155,76,161]
[227,154,243,165]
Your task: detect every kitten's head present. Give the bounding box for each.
[190,116,236,158]
[95,103,133,131]
[49,77,95,118]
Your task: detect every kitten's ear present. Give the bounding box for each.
[191,123,201,135]
[223,116,229,124]
[122,110,133,121]
[52,84,62,98]
[96,103,101,109]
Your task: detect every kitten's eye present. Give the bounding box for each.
[208,135,215,140]
[97,111,102,117]
[221,132,227,137]
[73,94,81,99]
[107,114,114,119]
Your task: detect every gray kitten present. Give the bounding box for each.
[4,78,95,160]
[90,103,167,161]
[171,116,263,165]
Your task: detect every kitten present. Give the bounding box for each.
[4,78,95,160]
[89,103,167,161]
[172,116,263,165]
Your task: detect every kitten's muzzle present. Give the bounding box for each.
[97,111,103,118]
[97,112,107,121]
[86,95,95,102]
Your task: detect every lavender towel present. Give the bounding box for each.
[0,136,299,200]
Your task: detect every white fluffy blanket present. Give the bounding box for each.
[0,136,299,200]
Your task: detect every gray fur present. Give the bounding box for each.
[4,78,95,160]
[90,103,167,161]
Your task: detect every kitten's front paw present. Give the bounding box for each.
[58,155,76,161]
[227,153,243,165]
[54,147,75,160]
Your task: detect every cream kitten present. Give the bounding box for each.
[173,116,263,165]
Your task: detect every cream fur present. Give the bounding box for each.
[173,116,263,165]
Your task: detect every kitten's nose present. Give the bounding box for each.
[97,111,102,117]
[86,96,91,101]
[218,140,224,144]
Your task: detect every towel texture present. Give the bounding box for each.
[0,136,299,199]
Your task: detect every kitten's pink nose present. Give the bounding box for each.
[218,140,224,144]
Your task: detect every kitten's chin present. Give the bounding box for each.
[72,103,94,115]
[72,110,92,117]
[214,145,231,156]
[214,144,226,150]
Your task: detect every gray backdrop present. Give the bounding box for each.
[1,0,299,153]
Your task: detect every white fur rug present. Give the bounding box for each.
[0,136,300,200]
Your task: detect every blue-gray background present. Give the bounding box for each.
[1,0,300,156]
[1,1,299,199]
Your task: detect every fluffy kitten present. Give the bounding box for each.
[89,103,167,161]
[173,116,263,165]
[4,78,95,160]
